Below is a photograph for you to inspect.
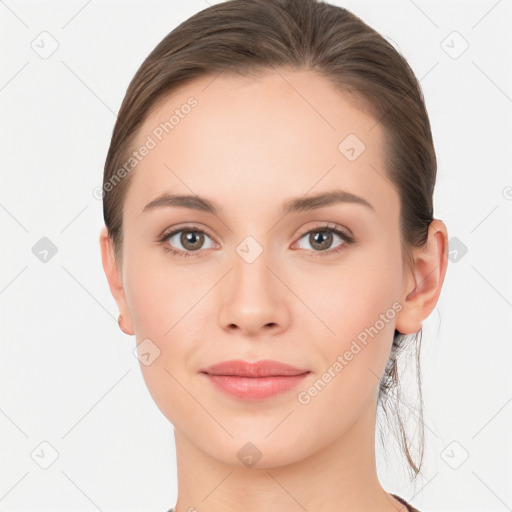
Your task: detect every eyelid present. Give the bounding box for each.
[294,221,353,240]
[158,222,215,242]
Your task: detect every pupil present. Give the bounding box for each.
[312,231,331,250]
[183,231,202,250]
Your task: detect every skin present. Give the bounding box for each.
[100,68,448,512]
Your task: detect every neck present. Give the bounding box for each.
[172,403,404,512]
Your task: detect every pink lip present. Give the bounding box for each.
[200,359,310,401]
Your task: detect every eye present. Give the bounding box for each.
[158,222,355,259]
[158,225,216,258]
[293,223,354,256]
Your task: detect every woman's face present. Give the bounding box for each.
[115,69,410,466]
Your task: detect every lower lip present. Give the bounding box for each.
[203,373,309,401]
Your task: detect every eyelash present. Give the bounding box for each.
[157,222,355,259]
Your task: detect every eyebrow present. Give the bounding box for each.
[142,189,375,216]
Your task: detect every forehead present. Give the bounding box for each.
[124,68,396,222]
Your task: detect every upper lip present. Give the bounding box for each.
[200,359,310,377]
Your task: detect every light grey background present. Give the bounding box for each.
[1,0,511,511]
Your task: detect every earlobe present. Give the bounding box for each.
[395,219,449,335]
[99,226,134,335]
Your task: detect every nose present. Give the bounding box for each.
[217,248,291,337]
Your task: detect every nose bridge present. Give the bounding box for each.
[217,235,288,334]
[231,237,277,303]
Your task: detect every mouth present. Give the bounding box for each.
[200,359,310,401]
[200,359,310,377]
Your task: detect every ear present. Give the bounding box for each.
[99,226,134,335]
[395,219,449,335]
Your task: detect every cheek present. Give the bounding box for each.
[312,247,400,337]
[122,247,208,393]
[294,292,399,436]
[123,245,202,338]
[123,254,200,426]
[304,244,402,395]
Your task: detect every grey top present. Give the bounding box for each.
[392,494,420,511]
[166,495,418,512]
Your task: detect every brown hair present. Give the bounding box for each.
[103,0,435,479]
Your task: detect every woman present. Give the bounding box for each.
[99,0,448,510]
